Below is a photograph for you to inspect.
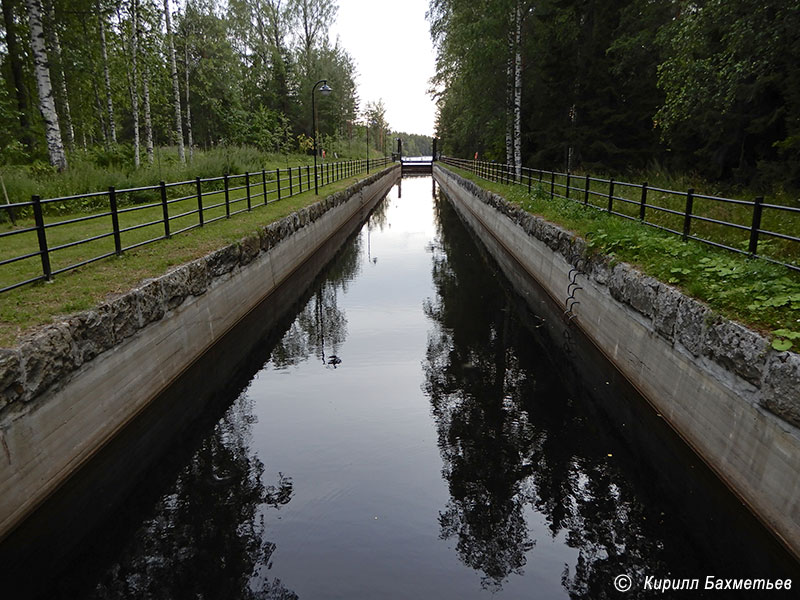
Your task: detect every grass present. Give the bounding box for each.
[445,164,800,351]
[0,162,394,347]
[477,165,800,268]
[0,145,387,212]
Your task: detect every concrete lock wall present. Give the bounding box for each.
[434,164,800,560]
[0,165,400,541]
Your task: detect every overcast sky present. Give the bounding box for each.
[328,0,437,136]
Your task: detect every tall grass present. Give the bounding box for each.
[0,144,386,215]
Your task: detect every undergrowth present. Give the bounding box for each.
[450,166,800,352]
[0,145,386,216]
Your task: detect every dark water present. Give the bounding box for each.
[5,176,799,599]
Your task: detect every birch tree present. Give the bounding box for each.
[184,36,193,161]
[24,0,67,170]
[512,0,522,178]
[142,63,154,164]
[138,0,155,164]
[128,0,141,167]
[504,1,524,178]
[163,0,185,163]
[96,0,116,144]
[43,0,74,151]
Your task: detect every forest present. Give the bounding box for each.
[428,0,800,192]
[0,0,402,189]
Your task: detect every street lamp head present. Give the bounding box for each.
[320,82,332,96]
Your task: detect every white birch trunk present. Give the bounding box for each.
[184,41,193,161]
[506,45,513,170]
[130,0,140,168]
[164,0,185,163]
[24,0,67,170]
[43,0,73,151]
[513,0,522,179]
[97,1,116,144]
[143,63,154,164]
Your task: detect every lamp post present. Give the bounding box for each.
[312,79,332,195]
[366,118,377,174]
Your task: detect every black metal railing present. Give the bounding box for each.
[0,156,392,294]
[439,157,800,273]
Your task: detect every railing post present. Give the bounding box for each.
[607,179,615,213]
[276,168,281,201]
[307,165,311,189]
[584,175,590,206]
[639,182,648,222]
[749,196,764,256]
[31,195,52,281]
[550,171,555,199]
[262,169,268,205]
[246,172,252,211]
[528,169,532,193]
[160,181,170,238]
[682,188,694,241]
[224,173,231,218]
[109,186,122,255]
[289,166,293,196]
[196,177,204,226]
[566,172,571,199]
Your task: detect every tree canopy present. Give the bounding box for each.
[0,0,376,170]
[429,0,800,190]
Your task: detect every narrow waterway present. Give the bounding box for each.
[13,176,800,598]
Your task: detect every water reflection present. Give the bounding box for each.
[75,197,400,600]
[270,201,391,369]
[76,200,402,600]
[80,395,296,600]
[423,190,797,596]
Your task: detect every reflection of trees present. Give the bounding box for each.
[423,196,539,591]
[269,196,391,368]
[87,395,297,600]
[270,229,362,368]
[366,193,390,232]
[424,193,672,597]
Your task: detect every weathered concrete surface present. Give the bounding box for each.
[434,164,800,560]
[0,165,399,541]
